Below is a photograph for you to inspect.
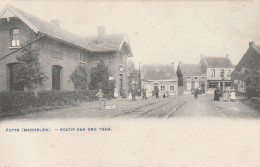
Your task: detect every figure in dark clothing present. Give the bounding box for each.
[142,87,147,100]
[131,87,136,101]
[194,88,199,100]
[155,87,159,99]
[214,87,221,101]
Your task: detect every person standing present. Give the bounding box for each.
[214,87,221,101]
[223,89,229,102]
[194,88,199,100]
[96,89,104,110]
[131,86,136,101]
[230,89,236,102]
[142,87,147,100]
[155,87,159,99]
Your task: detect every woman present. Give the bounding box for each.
[230,89,236,102]
[223,89,229,102]
[214,87,221,101]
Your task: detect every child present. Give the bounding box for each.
[96,89,104,110]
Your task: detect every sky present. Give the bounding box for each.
[1,0,260,66]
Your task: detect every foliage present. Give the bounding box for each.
[15,45,47,90]
[0,90,98,114]
[89,60,115,98]
[71,64,88,90]
[244,68,260,98]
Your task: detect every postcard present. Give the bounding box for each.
[0,0,259,167]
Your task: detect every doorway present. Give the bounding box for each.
[8,63,24,91]
[52,65,62,90]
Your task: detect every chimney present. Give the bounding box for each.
[51,20,60,27]
[97,26,105,44]
[249,41,255,47]
[179,61,182,64]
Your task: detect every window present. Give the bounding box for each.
[227,70,231,77]
[170,85,174,91]
[220,69,225,77]
[186,76,191,80]
[209,82,218,88]
[10,28,20,47]
[201,76,205,80]
[195,76,199,80]
[211,69,215,77]
[161,85,165,91]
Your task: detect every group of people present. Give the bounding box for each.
[214,87,236,102]
[129,86,166,101]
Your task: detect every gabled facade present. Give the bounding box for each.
[200,56,234,93]
[176,63,206,95]
[141,62,178,97]
[177,56,234,94]
[0,5,132,96]
[231,41,260,92]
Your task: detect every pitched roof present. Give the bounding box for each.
[178,64,205,76]
[86,34,128,52]
[252,45,260,55]
[142,64,177,81]
[202,56,233,68]
[0,5,132,54]
[1,5,91,50]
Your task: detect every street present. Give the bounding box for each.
[4,94,259,120]
[1,95,260,167]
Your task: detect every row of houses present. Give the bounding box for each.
[0,5,132,96]
[139,41,259,96]
[0,5,258,97]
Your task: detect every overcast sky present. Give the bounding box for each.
[1,0,260,66]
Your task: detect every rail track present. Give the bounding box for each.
[112,96,186,118]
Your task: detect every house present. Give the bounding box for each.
[177,55,234,94]
[141,62,178,97]
[231,41,260,92]
[176,62,206,95]
[86,28,132,96]
[200,55,234,93]
[0,5,132,96]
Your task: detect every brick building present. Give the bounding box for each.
[141,62,178,97]
[200,56,234,94]
[231,41,260,92]
[176,62,206,95]
[0,5,132,96]
[177,56,234,94]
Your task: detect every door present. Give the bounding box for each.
[52,65,62,90]
[9,63,24,91]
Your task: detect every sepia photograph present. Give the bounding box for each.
[0,0,259,166]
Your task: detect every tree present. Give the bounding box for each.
[71,64,89,90]
[89,60,114,97]
[15,45,47,91]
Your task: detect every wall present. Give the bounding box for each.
[206,68,233,81]
[90,49,129,96]
[0,37,91,91]
[0,17,37,58]
[37,38,90,91]
[143,80,178,97]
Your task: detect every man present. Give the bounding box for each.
[131,86,136,101]
[142,87,147,100]
[194,88,199,100]
[155,87,159,99]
